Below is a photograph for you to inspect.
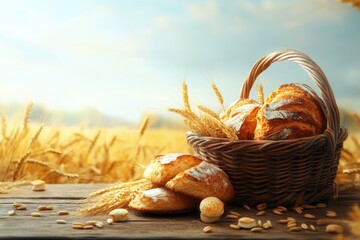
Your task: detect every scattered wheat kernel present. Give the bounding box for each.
[15,204,27,210]
[276,206,287,212]
[107,218,113,225]
[294,207,303,214]
[262,222,271,229]
[326,211,337,218]
[326,224,343,234]
[256,203,267,211]
[95,222,103,228]
[287,217,296,221]
[56,220,67,224]
[44,205,53,210]
[72,224,84,229]
[257,220,262,226]
[287,223,297,228]
[86,220,98,226]
[278,219,289,224]
[251,227,263,232]
[273,209,283,215]
[304,213,316,219]
[31,212,41,217]
[310,224,316,231]
[243,204,251,211]
[256,211,265,216]
[57,211,69,215]
[316,203,327,208]
[266,220,272,228]
[203,226,213,233]
[289,226,302,232]
[301,223,308,230]
[83,225,94,230]
[37,205,47,211]
[229,224,240,230]
[226,214,239,219]
[8,210,15,216]
[13,202,22,208]
[31,179,46,191]
[228,211,241,217]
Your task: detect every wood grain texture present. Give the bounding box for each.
[0,184,359,239]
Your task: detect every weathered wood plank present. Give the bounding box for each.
[0,184,359,239]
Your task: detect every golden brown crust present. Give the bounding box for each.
[254,83,326,140]
[128,187,198,213]
[165,161,235,202]
[221,99,261,140]
[143,154,203,186]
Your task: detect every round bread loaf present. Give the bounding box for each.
[254,83,326,140]
[128,187,198,213]
[221,99,261,140]
[165,161,235,201]
[143,153,202,186]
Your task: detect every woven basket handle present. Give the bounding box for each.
[240,49,340,146]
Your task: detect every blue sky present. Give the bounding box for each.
[0,0,359,123]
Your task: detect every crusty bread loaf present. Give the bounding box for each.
[143,154,203,186]
[254,83,326,140]
[165,161,234,201]
[221,99,261,140]
[128,187,198,213]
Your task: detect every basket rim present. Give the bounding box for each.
[186,126,348,145]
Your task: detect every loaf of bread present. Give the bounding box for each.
[143,153,202,186]
[128,187,199,213]
[254,83,326,140]
[165,161,234,201]
[221,99,261,140]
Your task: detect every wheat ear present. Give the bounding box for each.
[257,84,264,104]
[212,82,225,111]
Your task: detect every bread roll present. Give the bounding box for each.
[254,83,326,140]
[165,161,234,201]
[221,99,261,140]
[143,153,202,186]
[128,187,198,213]
[199,197,224,223]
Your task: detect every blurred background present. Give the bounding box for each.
[0,0,359,128]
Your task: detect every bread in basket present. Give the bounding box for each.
[186,49,348,206]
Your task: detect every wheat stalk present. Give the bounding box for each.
[29,124,44,147]
[182,81,191,111]
[41,169,79,180]
[79,178,153,215]
[12,150,31,181]
[22,102,33,132]
[1,115,7,140]
[139,115,149,138]
[212,82,225,111]
[257,84,264,105]
[198,105,220,120]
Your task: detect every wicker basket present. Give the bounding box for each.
[187,49,348,206]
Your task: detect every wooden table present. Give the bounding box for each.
[0,184,358,239]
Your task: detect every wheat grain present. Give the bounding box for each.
[12,150,31,181]
[198,105,219,120]
[212,82,225,111]
[182,81,191,111]
[22,102,33,132]
[139,115,149,138]
[257,84,264,105]
[1,115,7,140]
[29,124,44,147]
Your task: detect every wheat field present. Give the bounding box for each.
[0,104,192,193]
